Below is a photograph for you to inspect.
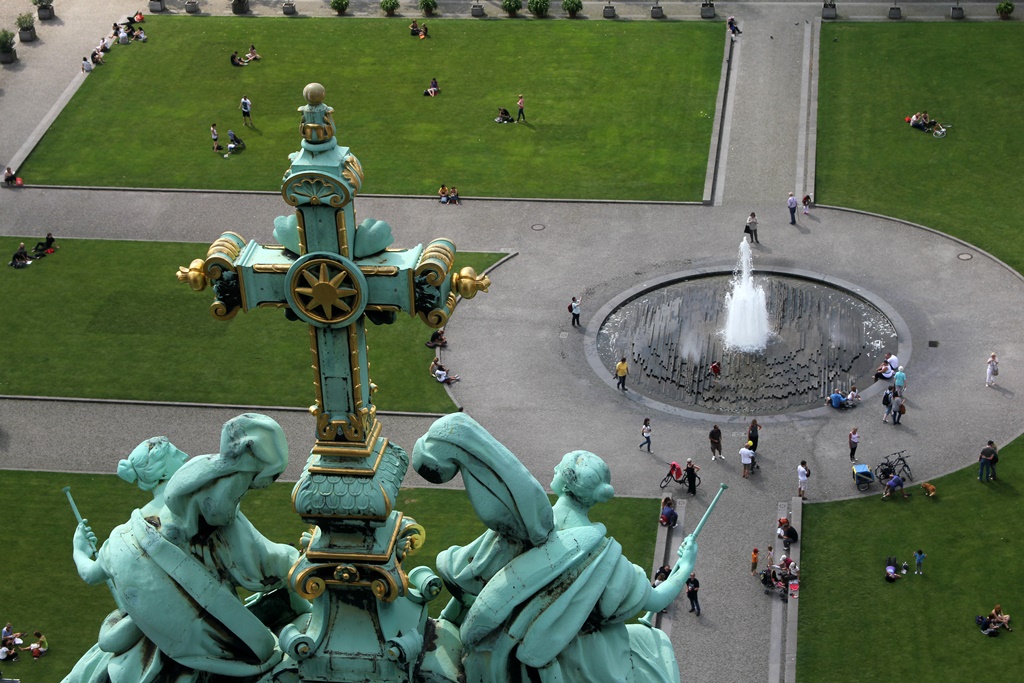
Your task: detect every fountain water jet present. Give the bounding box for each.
[723,240,770,352]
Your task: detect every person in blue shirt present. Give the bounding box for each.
[827,391,845,409]
[883,474,907,499]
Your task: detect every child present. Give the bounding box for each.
[914,549,926,575]
[750,548,759,576]
[766,545,774,568]
[802,194,811,215]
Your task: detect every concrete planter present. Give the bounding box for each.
[185,0,200,13]
[37,5,54,20]
[19,27,37,42]
[822,4,837,18]
[232,0,250,14]
[283,1,297,13]
[700,2,715,18]
[888,5,901,18]
[471,3,484,15]
[603,4,615,17]
[0,50,16,65]
[651,5,664,18]
[950,5,964,18]
[149,0,166,11]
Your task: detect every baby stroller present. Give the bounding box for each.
[759,567,788,603]
[227,130,246,153]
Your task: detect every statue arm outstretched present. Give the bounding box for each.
[72,520,109,585]
[643,534,698,613]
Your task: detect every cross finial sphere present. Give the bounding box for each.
[304,83,326,106]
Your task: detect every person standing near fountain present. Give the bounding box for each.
[614,356,629,391]
[787,192,798,225]
[849,427,860,463]
[740,442,755,478]
[709,424,723,460]
[747,419,762,453]
[744,212,759,244]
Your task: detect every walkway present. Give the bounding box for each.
[1,3,1020,683]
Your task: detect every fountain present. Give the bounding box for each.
[723,240,770,352]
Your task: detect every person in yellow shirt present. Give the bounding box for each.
[614,357,628,391]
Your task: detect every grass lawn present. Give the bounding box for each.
[0,239,501,412]
[797,444,1024,680]
[19,17,721,201]
[817,23,1024,273]
[0,470,657,683]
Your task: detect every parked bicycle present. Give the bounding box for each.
[875,450,913,483]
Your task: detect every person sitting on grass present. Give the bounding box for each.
[409,20,421,36]
[33,232,56,255]
[230,51,248,67]
[420,23,429,39]
[136,28,147,43]
[990,604,1012,631]
[9,242,33,269]
[447,187,460,205]
[247,44,261,61]
[882,474,907,499]
[19,631,47,659]
[495,107,514,124]
[909,112,926,132]
[425,327,448,349]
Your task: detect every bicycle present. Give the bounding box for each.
[932,122,951,139]
[660,463,701,490]
[875,451,913,483]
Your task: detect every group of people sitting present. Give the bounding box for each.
[0,623,48,662]
[826,385,861,409]
[429,357,460,385]
[8,234,57,269]
[409,20,430,39]
[907,111,942,133]
[423,77,440,97]
[978,605,1012,635]
[88,11,147,71]
[230,45,261,67]
[437,184,460,205]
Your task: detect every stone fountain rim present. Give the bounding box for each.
[583,265,912,425]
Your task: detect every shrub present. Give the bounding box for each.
[330,0,349,13]
[16,13,35,29]
[528,0,549,16]
[501,0,523,14]
[0,29,15,53]
[31,0,54,7]
[561,0,582,15]
[419,0,438,13]
[381,0,400,13]
[996,1,1014,16]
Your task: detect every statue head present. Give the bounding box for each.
[551,450,615,509]
[117,437,188,492]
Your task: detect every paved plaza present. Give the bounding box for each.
[2,2,1020,682]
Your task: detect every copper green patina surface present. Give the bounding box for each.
[65,84,711,683]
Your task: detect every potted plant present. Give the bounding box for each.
[32,0,54,21]
[561,0,582,16]
[16,13,36,42]
[822,0,837,19]
[996,0,1014,17]
[231,0,249,15]
[283,1,297,14]
[501,0,522,16]
[330,0,349,13]
[0,29,17,64]
[149,0,166,11]
[381,0,399,15]
[700,1,715,19]
[528,0,548,16]
[419,0,438,15]
[185,0,201,13]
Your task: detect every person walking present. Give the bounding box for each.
[797,460,810,500]
[639,418,652,452]
[744,212,759,244]
[787,192,798,224]
[986,352,999,387]
[881,385,894,423]
[684,458,699,496]
[239,95,253,126]
[211,123,219,151]
[891,393,904,425]
[614,356,628,391]
[747,419,761,452]
[894,366,907,396]
[848,427,860,462]
[685,572,701,616]
[709,424,722,460]
[569,296,582,327]
[979,444,996,482]
[516,94,526,122]
[740,442,755,478]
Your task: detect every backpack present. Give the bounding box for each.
[568,303,573,312]
[882,391,891,406]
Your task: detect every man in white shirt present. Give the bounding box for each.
[740,442,755,478]
[798,461,810,499]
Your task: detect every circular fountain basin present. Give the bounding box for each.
[594,269,905,416]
